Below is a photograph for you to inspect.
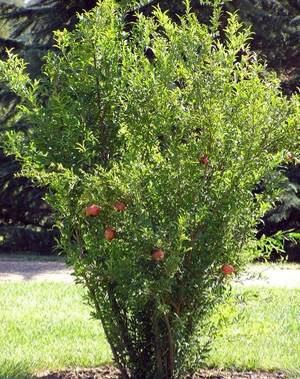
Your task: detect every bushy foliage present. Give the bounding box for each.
[0,0,299,377]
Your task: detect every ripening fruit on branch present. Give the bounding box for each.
[151,248,165,262]
[199,154,209,165]
[105,227,117,241]
[113,201,127,212]
[221,264,235,275]
[85,204,102,217]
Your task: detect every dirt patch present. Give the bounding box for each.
[36,366,287,379]
[36,366,121,379]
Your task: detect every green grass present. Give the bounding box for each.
[0,283,299,378]
[0,283,111,379]
[208,287,300,377]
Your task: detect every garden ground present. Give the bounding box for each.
[36,366,287,379]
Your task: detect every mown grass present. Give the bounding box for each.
[0,283,111,378]
[0,282,299,378]
[208,286,300,377]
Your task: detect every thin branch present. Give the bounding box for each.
[74,229,130,379]
[153,313,165,378]
[163,313,175,379]
[92,44,103,130]
[107,282,140,370]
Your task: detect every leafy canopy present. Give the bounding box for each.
[0,0,299,377]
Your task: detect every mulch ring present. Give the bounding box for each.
[36,365,287,379]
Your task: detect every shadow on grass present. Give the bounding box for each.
[1,360,32,379]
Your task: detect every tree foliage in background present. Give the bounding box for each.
[1,1,299,378]
[228,0,300,66]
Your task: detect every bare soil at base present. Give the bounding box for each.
[36,366,287,379]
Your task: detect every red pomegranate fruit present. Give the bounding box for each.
[104,227,117,241]
[113,201,127,212]
[85,204,101,217]
[151,248,165,262]
[199,154,209,165]
[221,264,235,275]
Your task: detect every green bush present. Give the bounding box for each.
[0,1,299,377]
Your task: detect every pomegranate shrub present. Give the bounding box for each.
[0,0,299,377]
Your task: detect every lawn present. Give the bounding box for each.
[0,283,111,379]
[209,286,300,376]
[0,282,299,378]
